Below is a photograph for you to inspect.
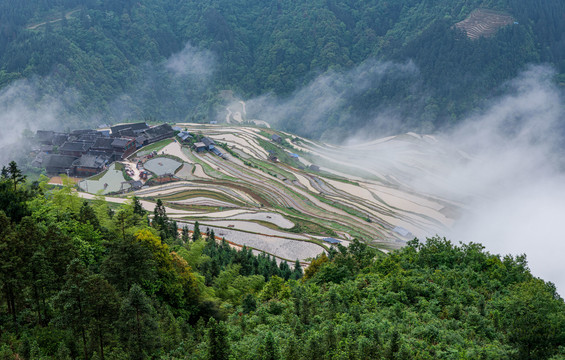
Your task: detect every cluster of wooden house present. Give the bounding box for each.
[33,122,175,176]
[192,136,225,157]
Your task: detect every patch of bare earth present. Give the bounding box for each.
[455,9,514,40]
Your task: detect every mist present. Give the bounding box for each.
[246,59,565,292]
[164,42,215,79]
[0,77,85,166]
[335,64,565,294]
[0,41,216,166]
[439,65,565,294]
[245,59,419,141]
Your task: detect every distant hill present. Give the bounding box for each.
[0,0,563,137]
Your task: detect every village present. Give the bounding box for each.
[29,122,456,262]
[31,122,231,192]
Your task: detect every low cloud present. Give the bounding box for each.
[340,65,565,293]
[245,59,419,140]
[439,65,565,293]
[164,42,215,79]
[0,41,217,164]
[0,77,83,165]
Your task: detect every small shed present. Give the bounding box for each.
[201,137,216,150]
[194,142,207,152]
[289,153,299,159]
[211,147,223,157]
[129,180,143,190]
[322,237,342,244]
[309,164,320,172]
[271,134,282,143]
[178,131,193,142]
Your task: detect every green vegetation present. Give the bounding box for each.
[1,162,565,359]
[1,0,563,136]
[134,139,174,156]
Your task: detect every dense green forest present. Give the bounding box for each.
[0,0,564,138]
[1,162,565,359]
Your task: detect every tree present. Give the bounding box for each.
[79,201,100,230]
[102,237,157,293]
[1,161,26,192]
[119,284,161,360]
[386,329,400,360]
[85,275,120,360]
[0,211,25,323]
[497,278,565,359]
[153,199,175,241]
[206,318,230,360]
[260,332,278,360]
[53,259,91,360]
[192,221,201,242]
[291,259,303,280]
[181,225,189,243]
[132,196,145,216]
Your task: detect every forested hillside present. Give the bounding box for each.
[0,164,564,359]
[0,0,564,137]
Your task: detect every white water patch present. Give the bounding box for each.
[144,157,182,176]
[160,141,193,163]
[180,222,324,261]
[193,163,212,179]
[78,163,129,194]
[198,220,306,239]
[224,212,294,229]
[170,196,237,208]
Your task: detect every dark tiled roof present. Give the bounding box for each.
[143,124,174,139]
[92,137,114,150]
[201,137,215,147]
[118,128,136,137]
[59,141,92,152]
[130,180,143,189]
[43,154,78,169]
[136,135,147,146]
[178,132,192,141]
[111,138,132,148]
[72,129,98,136]
[111,122,148,135]
[36,130,54,142]
[271,134,282,142]
[77,133,100,143]
[73,155,107,168]
[52,133,69,146]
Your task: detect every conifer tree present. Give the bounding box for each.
[206,319,230,360]
[132,196,145,216]
[192,221,201,241]
[291,259,303,280]
[1,161,26,192]
[119,284,161,360]
[182,225,190,242]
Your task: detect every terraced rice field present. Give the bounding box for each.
[455,8,514,40]
[79,124,462,262]
[144,157,182,176]
[78,163,130,194]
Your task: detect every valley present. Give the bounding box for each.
[72,124,459,262]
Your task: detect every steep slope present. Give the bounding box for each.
[0,0,563,134]
[73,125,461,261]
